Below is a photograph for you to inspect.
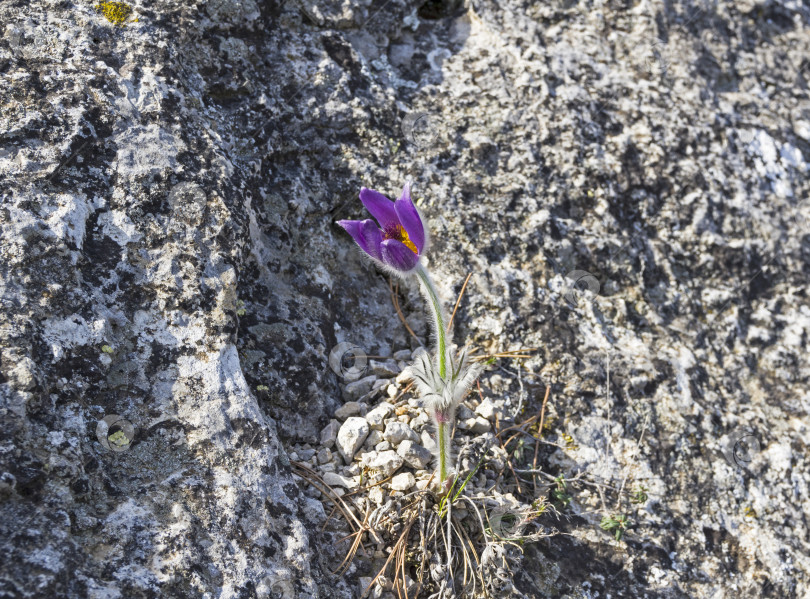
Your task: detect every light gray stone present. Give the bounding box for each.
[336,417,370,463]
[475,398,497,420]
[365,403,395,430]
[393,349,412,361]
[317,447,332,465]
[322,472,356,489]
[369,359,400,378]
[334,401,362,420]
[421,430,438,454]
[397,440,433,470]
[395,368,413,386]
[365,429,384,448]
[383,421,419,446]
[342,375,377,401]
[367,450,403,478]
[467,417,492,434]
[320,420,340,449]
[390,472,416,492]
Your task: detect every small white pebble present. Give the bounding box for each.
[391,472,416,492]
[395,368,413,386]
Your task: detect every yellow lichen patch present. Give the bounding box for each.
[95,1,132,26]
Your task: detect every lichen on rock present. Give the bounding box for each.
[95,1,132,27]
[0,0,808,597]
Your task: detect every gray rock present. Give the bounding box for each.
[395,369,413,386]
[457,404,475,421]
[358,578,375,599]
[409,411,430,430]
[475,398,497,420]
[297,448,316,461]
[367,450,403,478]
[336,417,370,463]
[364,429,384,448]
[369,359,400,378]
[322,472,356,489]
[369,486,386,506]
[320,420,340,449]
[383,421,419,446]
[1,0,807,595]
[467,417,492,434]
[421,431,438,454]
[342,375,377,401]
[371,378,391,391]
[334,401,362,420]
[393,349,413,361]
[317,448,332,465]
[390,472,416,492]
[397,440,433,470]
[365,403,395,430]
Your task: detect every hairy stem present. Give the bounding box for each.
[416,265,447,378]
[437,420,448,484]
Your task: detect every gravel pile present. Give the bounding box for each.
[290,349,512,501]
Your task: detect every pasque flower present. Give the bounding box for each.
[338,181,482,491]
[338,183,427,275]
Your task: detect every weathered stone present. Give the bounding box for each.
[397,440,433,470]
[317,447,332,465]
[365,429,384,448]
[342,375,377,401]
[383,421,419,446]
[369,486,385,505]
[322,472,357,489]
[320,420,340,449]
[367,450,403,478]
[297,448,316,461]
[336,417,370,463]
[393,350,412,361]
[365,403,395,430]
[1,0,808,595]
[334,401,362,420]
[369,359,400,378]
[390,472,416,492]
[395,368,413,386]
[475,398,497,420]
[467,417,492,434]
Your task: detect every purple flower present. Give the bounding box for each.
[338,182,427,274]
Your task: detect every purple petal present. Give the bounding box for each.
[394,182,425,254]
[359,219,383,260]
[359,187,399,229]
[380,239,419,273]
[338,219,383,260]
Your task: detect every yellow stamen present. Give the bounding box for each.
[384,224,418,254]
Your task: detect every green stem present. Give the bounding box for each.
[437,421,448,484]
[416,265,447,379]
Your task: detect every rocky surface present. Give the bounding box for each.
[1,0,809,597]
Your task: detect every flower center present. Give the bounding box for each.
[383,223,418,254]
